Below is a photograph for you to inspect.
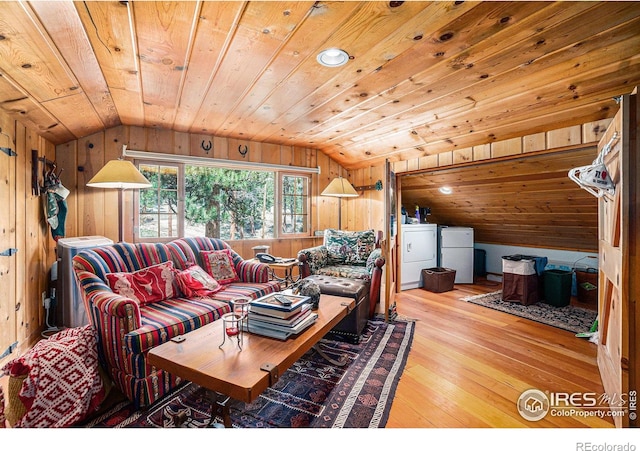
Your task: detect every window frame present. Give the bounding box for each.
[278,172,311,238]
[133,160,184,243]
[133,159,312,243]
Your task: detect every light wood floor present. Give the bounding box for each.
[385,280,613,428]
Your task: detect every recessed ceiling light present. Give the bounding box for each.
[317,48,349,67]
[439,186,453,194]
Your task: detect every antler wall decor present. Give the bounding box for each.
[354,180,383,192]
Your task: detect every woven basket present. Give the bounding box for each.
[421,267,456,293]
[6,374,27,427]
[0,383,5,428]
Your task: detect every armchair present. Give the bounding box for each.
[297,229,385,318]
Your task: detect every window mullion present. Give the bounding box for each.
[177,163,185,237]
[275,173,282,238]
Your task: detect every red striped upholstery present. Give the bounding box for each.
[73,237,280,408]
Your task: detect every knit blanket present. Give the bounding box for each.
[1,325,105,427]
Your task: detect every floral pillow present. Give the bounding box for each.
[176,264,223,298]
[106,261,177,305]
[325,229,376,266]
[200,249,239,285]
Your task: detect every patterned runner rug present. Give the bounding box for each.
[84,317,414,428]
[462,290,597,334]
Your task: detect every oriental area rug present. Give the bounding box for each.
[461,290,597,334]
[84,317,414,428]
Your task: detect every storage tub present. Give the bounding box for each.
[543,269,572,307]
[421,267,456,293]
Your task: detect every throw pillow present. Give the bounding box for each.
[325,229,376,265]
[0,325,105,428]
[176,264,223,298]
[106,261,177,305]
[200,249,240,285]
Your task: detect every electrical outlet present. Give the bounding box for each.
[42,291,47,307]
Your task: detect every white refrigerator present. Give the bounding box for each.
[438,226,474,284]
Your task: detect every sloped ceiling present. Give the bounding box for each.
[0,1,639,170]
[399,146,600,251]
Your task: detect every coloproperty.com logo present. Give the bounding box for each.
[517,388,637,421]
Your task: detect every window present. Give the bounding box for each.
[183,166,275,240]
[138,164,179,238]
[280,174,309,235]
[135,162,309,241]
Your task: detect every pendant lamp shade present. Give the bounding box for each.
[321,177,358,197]
[86,159,152,189]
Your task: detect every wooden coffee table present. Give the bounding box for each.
[147,294,354,427]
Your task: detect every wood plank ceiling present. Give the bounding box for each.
[400,147,600,251]
[0,1,639,171]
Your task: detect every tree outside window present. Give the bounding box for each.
[281,174,309,235]
[184,166,275,239]
[136,163,308,241]
[139,164,178,238]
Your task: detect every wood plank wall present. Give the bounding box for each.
[0,109,56,365]
[391,119,613,251]
[54,125,359,260]
[391,119,612,174]
[0,114,615,367]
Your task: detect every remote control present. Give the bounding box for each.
[274,295,292,306]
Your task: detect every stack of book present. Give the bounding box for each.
[246,293,317,340]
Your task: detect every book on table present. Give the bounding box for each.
[248,303,312,326]
[245,311,318,339]
[249,293,310,319]
[246,294,317,339]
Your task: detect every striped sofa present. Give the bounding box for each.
[72,237,280,407]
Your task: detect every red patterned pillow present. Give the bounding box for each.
[106,261,177,305]
[0,325,105,428]
[200,249,239,285]
[176,264,223,298]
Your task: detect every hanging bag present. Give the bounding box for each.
[568,132,618,198]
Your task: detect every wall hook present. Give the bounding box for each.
[355,180,383,192]
[0,130,16,156]
[238,145,248,158]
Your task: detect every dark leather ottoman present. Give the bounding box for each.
[305,275,370,343]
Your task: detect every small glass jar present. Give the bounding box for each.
[219,312,243,350]
[232,297,251,325]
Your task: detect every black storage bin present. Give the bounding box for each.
[474,249,487,277]
[543,269,572,307]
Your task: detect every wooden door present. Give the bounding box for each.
[597,89,639,428]
[0,119,17,360]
